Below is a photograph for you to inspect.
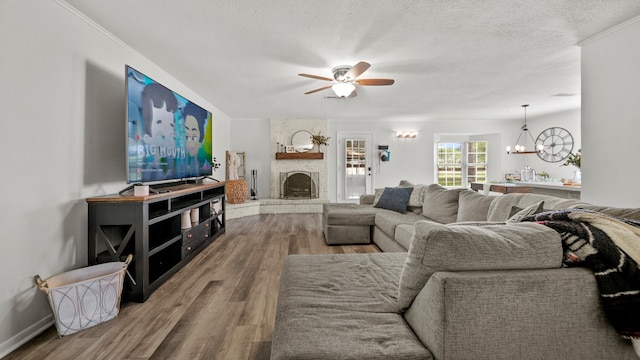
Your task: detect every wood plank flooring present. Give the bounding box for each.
[7,213,380,360]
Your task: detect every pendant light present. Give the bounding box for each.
[506,104,544,154]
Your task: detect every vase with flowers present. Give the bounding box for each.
[310,132,330,152]
[561,149,581,183]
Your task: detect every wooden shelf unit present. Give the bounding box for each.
[275,152,324,160]
[86,182,225,302]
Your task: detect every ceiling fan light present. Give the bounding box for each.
[332,83,355,97]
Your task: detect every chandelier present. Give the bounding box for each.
[506,104,543,154]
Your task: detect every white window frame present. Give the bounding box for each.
[436,140,488,188]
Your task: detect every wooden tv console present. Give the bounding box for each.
[86,182,226,302]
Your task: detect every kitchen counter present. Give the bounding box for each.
[470,182,532,194]
[516,181,581,192]
[471,182,581,199]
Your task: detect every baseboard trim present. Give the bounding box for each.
[0,315,53,359]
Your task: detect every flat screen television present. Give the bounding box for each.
[125,65,213,184]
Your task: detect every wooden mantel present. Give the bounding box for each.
[275,152,324,160]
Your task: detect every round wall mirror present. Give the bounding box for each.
[291,130,313,152]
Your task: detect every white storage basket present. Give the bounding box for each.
[35,255,132,337]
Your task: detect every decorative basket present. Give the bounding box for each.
[34,254,132,337]
[226,179,248,204]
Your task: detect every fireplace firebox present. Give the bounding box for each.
[279,171,319,199]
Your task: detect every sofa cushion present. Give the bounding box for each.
[399,179,415,187]
[404,268,636,360]
[487,193,587,222]
[576,205,640,222]
[450,220,507,226]
[422,184,465,224]
[397,220,563,309]
[506,201,545,223]
[456,190,495,222]
[359,193,376,205]
[271,253,431,360]
[323,203,377,226]
[394,224,415,250]
[374,187,413,213]
[375,211,424,240]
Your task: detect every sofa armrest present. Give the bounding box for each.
[404,268,635,360]
[359,194,375,205]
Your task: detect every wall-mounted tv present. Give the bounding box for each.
[125,65,213,184]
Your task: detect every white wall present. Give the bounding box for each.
[581,17,640,206]
[229,118,271,198]
[502,108,582,182]
[0,1,230,355]
[326,114,580,202]
[231,111,581,204]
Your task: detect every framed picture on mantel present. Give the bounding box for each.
[285,145,295,153]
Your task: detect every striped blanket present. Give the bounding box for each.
[523,208,640,340]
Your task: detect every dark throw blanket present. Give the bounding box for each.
[523,209,640,340]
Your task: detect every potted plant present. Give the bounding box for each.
[561,149,581,169]
[310,132,330,152]
[561,149,581,183]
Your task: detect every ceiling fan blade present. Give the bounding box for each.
[344,61,370,80]
[356,78,395,86]
[299,73,334,82]
[304,85,333,94]
[348,89,357,98]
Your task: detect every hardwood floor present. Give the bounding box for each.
[7,213,380,360]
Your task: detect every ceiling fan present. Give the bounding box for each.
[299,61,394,98]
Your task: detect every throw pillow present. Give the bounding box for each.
[506,201,545,223]
[421,184,465,223]
[374,187,413,213]
[372,188,384,206]
[408,185,428,207]
[456,190,496,222]
[397,220,563,310]
[398,180,415,187]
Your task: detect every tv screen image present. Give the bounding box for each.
[126,65,213,184]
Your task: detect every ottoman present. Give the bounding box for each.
[322,203,377,245]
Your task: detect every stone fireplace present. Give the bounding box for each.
[226,118,329,217]
[280,171,319,199]
[270,118,328,200]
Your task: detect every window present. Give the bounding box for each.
[344,139,367,199]
[437,141,487,187]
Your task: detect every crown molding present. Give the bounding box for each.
[577,14,640,47]
[53,0,158,70]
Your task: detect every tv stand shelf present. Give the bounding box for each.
[87,182,225,302]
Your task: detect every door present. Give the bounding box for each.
[337,132,373,203]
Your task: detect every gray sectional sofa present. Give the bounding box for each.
[272,183,640,360]
[323,183,594,251]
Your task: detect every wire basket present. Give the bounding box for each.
[34,255,132,337]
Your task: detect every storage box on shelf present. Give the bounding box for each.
[86,182,226,302]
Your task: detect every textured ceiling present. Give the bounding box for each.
[63,0,640,122]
